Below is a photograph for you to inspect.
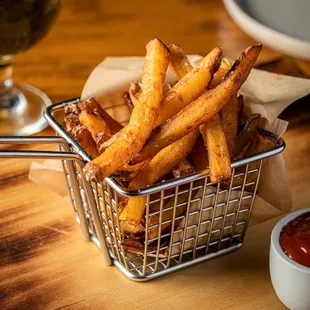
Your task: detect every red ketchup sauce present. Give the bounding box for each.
[279,212,310,268]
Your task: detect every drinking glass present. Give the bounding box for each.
[0,0,61,135]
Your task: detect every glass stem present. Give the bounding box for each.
[0,56,26,117]
[0,56,14,106]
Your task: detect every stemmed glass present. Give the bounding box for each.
[0,0,61,135]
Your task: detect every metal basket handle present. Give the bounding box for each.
[0,136,112,266]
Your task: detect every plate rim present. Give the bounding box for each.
[223,0,310,60]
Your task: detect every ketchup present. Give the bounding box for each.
[279,212,310,268]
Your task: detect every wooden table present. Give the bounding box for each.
[1,1,310,309]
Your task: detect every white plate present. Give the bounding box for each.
[223,0,310,60]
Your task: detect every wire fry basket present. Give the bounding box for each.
[0,98,285,281]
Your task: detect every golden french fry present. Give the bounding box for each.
[210,58,231,88]
[70,125,99,159]
[206,57,238,158]
[79,98,123,134]
[64,103,80,131]
[237,95,244,121]
[200,114,231,183]
[98,130,121,153]
[83,39,170,181]
[220,95,239,157]
[223,128,277,191]
[234,114,261,159]
[113,161,148,182]
[129,81,142,106]
[168,44,193,79]
[190,135,209,171]
[154,47,222,126]
[169,44,232,181]
[120,130,199,233]
[172,158,195,178]
[131,44,262,165]
[124,91,134,112]
[79,111,112,146]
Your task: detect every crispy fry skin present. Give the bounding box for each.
[131,45,262,165]
[119,130,199,233]
[234,114,261,159]
[168,44,193,79]
[79,106,147,180]
[113,161,148,181]
[154,47,222,126]
[80,98,123,134]
[99,130,121,153]
[200,115,231,183]
[210,58,231,88]
[124,91,134,112]
[79,111,112,146]
[190,135,209,171]
[172,158,195,178]
[220,95,239,157]
[129,81,142,106]
[70,125,99,159]
[237,95,244,122]
[64,103,80,131]
[83,39,170,181]
[128,131,199,190]
[103,83,141,151]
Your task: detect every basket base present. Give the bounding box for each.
[111,242,242,282]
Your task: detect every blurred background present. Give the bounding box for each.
[11,0,308,103]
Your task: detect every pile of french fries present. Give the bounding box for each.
[64,39,278,248]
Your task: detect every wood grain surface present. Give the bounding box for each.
[1,1,310,309]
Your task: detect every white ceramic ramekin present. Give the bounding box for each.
[270,208,310,310]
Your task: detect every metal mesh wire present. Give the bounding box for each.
[62,153,263,280]
[45,100,283,281]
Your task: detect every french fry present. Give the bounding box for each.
[220,95,239,157]
[237,95,244,123]
[234,114,261,159]
[124,91,134,112]
[168,44,193,79]
[113,161,149,182]
[79,105,147,181]
[210,58,231,87]
[244,127,277,170]
[64,103,80,131]
[169,45,232,181]
[83,39,170,181]
[200,115,231,183]
[79,98,123,134]
[190,135,209,171]
[121,239,145,253]
[154,47,222,126]
[123,81,143,113]
[70,125,99,159]
[79,111,112,147]
[129,81,142,106]
[131,44,262,165]
[223,128,277,191]
[98,130,121,153]
[172,158,195,178]
[120,130,199,234]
